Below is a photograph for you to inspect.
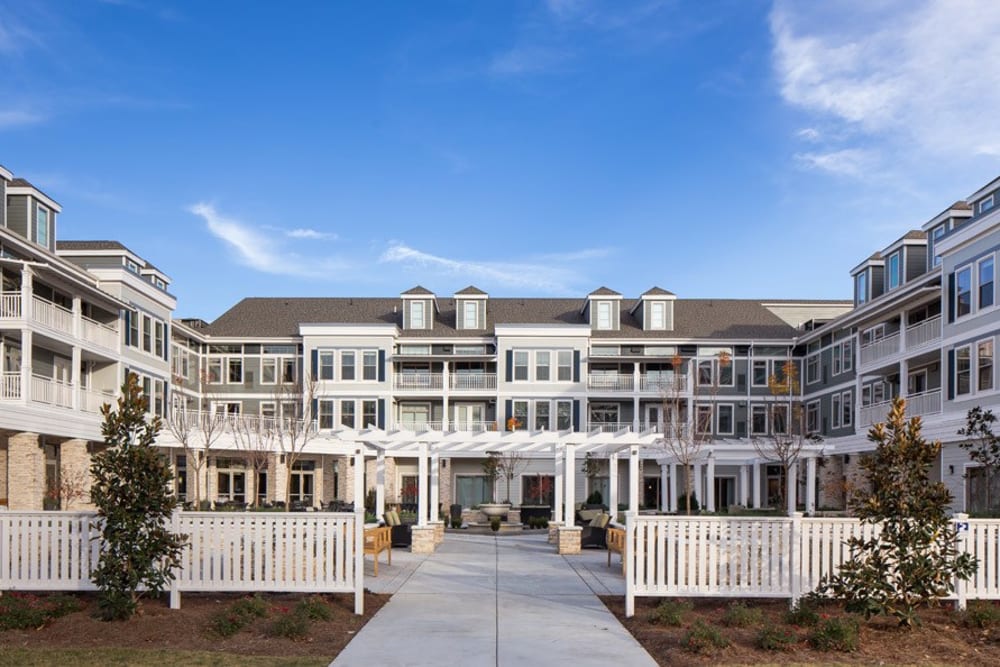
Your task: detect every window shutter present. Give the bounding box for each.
[947,349,955,400]
[378,349,386,382]
[378,399,386,430]
[123,310,131,345]
[573,350,580,383]
[948,273,956,323]
[505,350,513,382]
[310,349,318,381]
[162,381,169,408]
[573,400,580,432]
[311,398,318,423]
[504,400,512,429]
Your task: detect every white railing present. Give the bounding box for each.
[0,293,21,319]
[396,421,444,432]
[624,514,997,616]
[906,316,942,349]
[31,296,74,335]
[859,389,942,426]
[0,511,364,611]
[169,410,320,438]
[393,373,444,391]
[588,373,634,392]
[0,372,21,400]
[30,375,73,408]
[451,421,498,432]
[860,332,901,366]
[81,389,116,413]
[587,421,634,433]
[81,316,119,350]
[639,372,685,393]
[449,373,497,391]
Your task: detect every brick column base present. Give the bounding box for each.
[8,433,44,510]
[430,520,445,544]
[557,526,582,554]
[547,521,564,544]
[60,439,94,510]
[410,526,437,554]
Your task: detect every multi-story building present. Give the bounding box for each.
[2,159,999,517]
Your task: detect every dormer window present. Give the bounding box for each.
[856,271,868,305]
[411,301,425,329]
[887,251,901,290]
[463,301,478,328]
[931,224,946,267]
[36,206,49,247]
[650,302,666,329]
[126,259,139,273]
[981,195,995,215]
[596,301,613,329]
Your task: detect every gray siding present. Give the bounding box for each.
[6,194,28,238]
[402,298,433,330]
[871,266,885,299]
[455,298,486,330]
[905,245,927,283]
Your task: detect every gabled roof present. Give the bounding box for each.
[455,285,487,296]
[57,239,166,274]
[401,285,434,296]
[641,286,675,296]
[588,286,621,296]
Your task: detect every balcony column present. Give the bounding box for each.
[786,460,798,516]
[751,461,761,508]
[608,452,619,516]
[20,265,32,321]
[375,450,386,518]
[441,361,449,431]
[71,345,81,410]
[805,456,817,515]
[669,463,678,512]
[899,310,907,355]
[633,364,641,431]
[739,464,749,507]
[20,329,32,405]
[628,444,640,514]
[705,454,716,512]
[72,296,82,338]
[659,463,668,511]
[430,448,440,522]
[899,359,909,399]
[553,445,564,524]
[417,441,429,527]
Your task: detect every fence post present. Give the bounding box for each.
[953,512,969,611]
[169,507,181,609]
[353,448,365,616]
[625,511,637,618]
[0,512,7,596]
[789,512,803,609]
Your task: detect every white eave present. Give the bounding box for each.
[6,185,62,212]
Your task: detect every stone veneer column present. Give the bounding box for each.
[439,458,452,509]
[322,456,337,505]
[0,440,9,503]
[817,455,846,510]
[8,432,44,510]
[342,457,356,504]
[270,454,288,504]
[410,525,436,554]
[60,439,95,510]
[557,525,582,554]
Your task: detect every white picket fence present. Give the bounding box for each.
[624,513,1000,617]
[0,510,365,613]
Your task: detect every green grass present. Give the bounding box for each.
[0,648,329,667]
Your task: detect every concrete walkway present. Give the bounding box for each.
[333,531,656,667]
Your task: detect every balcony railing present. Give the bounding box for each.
[81,389,116,413]
[396,421,443,432]
[587,373,634,392]
[859,389,942,426]
[0,294,21,319]
[31,297,74,335]
[0,372,21,400]
[859,332,901,366]
[30,375,73,409]
[639,372,686,393]
[586,421,634,433]
[905,316,941,350]
[393,373,444,391]
[449,373,497,391]
[81,316,119,350]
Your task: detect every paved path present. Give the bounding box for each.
[333,531,656,667]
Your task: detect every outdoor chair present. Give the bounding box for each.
[363,526,392,576]
[580,512,611,549]
[383,510,412,548]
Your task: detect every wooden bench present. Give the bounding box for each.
[606,526,625,573]
[364,526,392,576]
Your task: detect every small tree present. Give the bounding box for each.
[482,452,502,503]
[272,377,319,505]
[820,397,977,627]
[958,406,1000,514]
[497,451,528,504]
[90,373,187,621]
[232,410,277,507]
[164,371,226,508]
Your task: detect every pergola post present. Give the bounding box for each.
[692,462,702,507]
[609,452,619,517]
[668,463,678,513]
[430,448,440,522]
[418,441,429,527]
[659,464,668,512]
[628,445,639,513]
[786,459,798,516]
[805,456,817,516]
[751,461,761,508]
[375,450,386,518]
[565,444,577,519]
[739,463,749,507]
[705,454,716,512]
[553,446,564,524]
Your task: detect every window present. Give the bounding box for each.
[535,351,550,381]
[399,344,431,355]
[522,474,554,506]
[979,340,994,392]
[696,405,713,434]
[980,257,995,309]
[341,352,355,380]
[841,390,853,427]
[341,400,356,428]
[154,322,165,359]
[512,400,528,430]
[861,324,886,346]
[832,344,842,375]
[410,301,425,329]
[556,400,572,430]
[650,301,666,329]
[142,315,152,353]
[806,401,820,434]
[932,225,946,267]
[126,309,139,348]
[454,344,486,355]
[535,401,550,430]
[216,458,246,503]
[227,358,242,383]
[362,351,378,381]
[282,357,296,383]
[752,360,768,386]
[806,354,819,384]
[362,400,377,428]
[463,301,478,329]
[175,455,187,501]
[557,350,572,381]
[456,475,490,508]
[718,359,733,386]
[318,400,334,429]
[841,340,853,372]
[36,206,49,247]
[888,251,901,290]
[751,405,767,435]
[126,259,139,273]
[596,301,612,329]
[289,461,315,505]
[980,194,995,215]
[260,358,275,384]
[256,471,267,506]
[697,360,713,386]
[207,358,222,383]
[832,393,842,428]
[717,404,734,435]
[589,403,619,431]
[856,271,868,305]
[319,351,335,380]
[956,267,973,318]
[513,351,529,381]
[770,404,789,434]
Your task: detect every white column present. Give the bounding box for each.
[553,446,564,524]
[71,345,81,410]
[430,449,440,522]
[739,464,749,507]
[899,358,909,399]
[441,361,450,430]
[692,462,702,507]
[418,441,429,527]
[751,462,761,508]
[806,456,817,515]
[629,445,640,513]
[659,464,668,511]
[609,453,619,515]
[353,449,365,517]
[633,365,641,430]
[565,444,577,522]
[705,455,716,512]
[375,451,386,518]
[786,460,798,516]
[72,296,82,338]
[21,329,32,404]
[669,463,678,513]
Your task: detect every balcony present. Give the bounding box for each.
[858,388,942,427]
[905,316,941,350]
[31,297,74,335]
[0,295,119,350]
[639,372,685,393]
[396,421,444,432]
[587,373,634,392]
[1,372,21,400]
[586,421,634,433]
[393,373,444,391]
[0,294,21,319]
[859,332,901,367]
[29,375,73,409]
[81,388,116,413]
[81,315,119,351]
[449,373,497,391]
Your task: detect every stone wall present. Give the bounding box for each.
[59,439,94,510]
[8,432,43,510]
[817,455,847,510]
[0,436,8,503]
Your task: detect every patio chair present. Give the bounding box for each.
[580,512,611,549]
[383,510,412,548]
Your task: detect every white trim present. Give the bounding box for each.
[6,185,61,212]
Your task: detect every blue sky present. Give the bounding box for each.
[2,0,998,320]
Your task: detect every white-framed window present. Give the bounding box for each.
[832,339,853,374]
[806,354,819,384]
[154,322,165,359]
[770,403,789,434]
[556,400,572,430]
[806,401,820,434]
[980,194,995,215]
[319,351,335,380]
[751,404,767,435]
[716,404,734,435]
[956,344,972,396]
[588,403,619,431]
[513,351,529,381]
[832,393,842,428]
[216,458,247,503]
[126,259,139,273]
[751,360,768,386]
[596,301,613,329]
[979,339,994,392]
[142,315,152,353]
[534,400,550,430]
[227,357,243,383]
[956,266,973,318]
[207,358,222,383]
[979,256,995,310]
[362,400,378,428]
[399,344,431,355]
[650,301,666,329]
[340,400,356,428]
[696,405,713,435]
[841,390,853,428]
[341,351,355,380]
[697,359,713,386]
[36,205,49,247]
[362,350,378,381]
[463,301,478,329]
[557,350,573,381]
[535,351,550,381]
[888,251,901,290]
[856,271,868,305]
[410,301,425,329]
[512,400,528,430]
[932,224,946,267]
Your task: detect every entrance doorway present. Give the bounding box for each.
[642,477,661,510]
[714,477,735,511]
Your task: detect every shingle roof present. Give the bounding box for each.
[455,285,487,296]
[401,285,434,296]
[57,240,165,274]
[641,286,675,296]
[951,201,972,211]
[902,230,927,241]
[205,296,837,340]
[588,286,622,296]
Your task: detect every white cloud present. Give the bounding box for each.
[379,243,586,293]
[772,0,1000,158]
[489,46,572,76]
[0,109,44,129]
[795,127,821,142]
[190,203,350,278]
[794,149,876,178]
[286,228,338,241]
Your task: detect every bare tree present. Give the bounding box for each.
[272,377,319,505]
[659,351,731,513]
[164,370,226,508]
[231,409,277,508]
[752,358,818,511]
[497,451,529,505]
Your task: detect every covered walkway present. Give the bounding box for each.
[333,531,655,666]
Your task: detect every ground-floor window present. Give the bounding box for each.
[967,466,1000,515]
[642,476,660,509]
[44,442,59,510]
[456,475,490,507]
[256,471,267,505]
[216,458,247,503]
[521,474,554,506]
[176,455,188,501]
[400,474,418,505]
[588,476,609,505]
[290,460,316,505]
[766,464,785,507]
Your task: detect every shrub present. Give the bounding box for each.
[585,490,604,506]
[809,615,860,652]
[722,601,763,628]
[208,595,270,638]
[960,601,1000,629]
[0,593,83,631]
[677,492,699,512]
[231,595,269,620]
[295,596,332,622]
[648,599,693,626]
[451,517,463,529]
[785,601,821,627]
[490,517,501,532]
[268,610,310,640]
[756,626,798,651]
[682,620,729,655]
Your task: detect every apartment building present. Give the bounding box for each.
[2,159,999,515]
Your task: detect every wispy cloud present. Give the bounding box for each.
[0,109,45,129]
[489,46,572,76]
[190,203,350,278]
[794,148,876,178]
[379,243,587,293]
[795,127,820,143]
[286,228,338,241]
[772,0,1000,166]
